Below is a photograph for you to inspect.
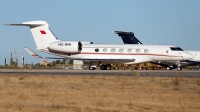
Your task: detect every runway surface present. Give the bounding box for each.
[0,69,200,78]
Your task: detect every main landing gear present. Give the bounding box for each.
[166,66,182,71]
[89,66,96,70]
[100,64,112,70]
[167,66,173,70]
[175,61,182,71]
[89,64,111,70]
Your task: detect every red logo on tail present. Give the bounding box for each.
[40,30,46,34]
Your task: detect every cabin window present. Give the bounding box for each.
[95,48,99,52]
[103,48,107,52]
[144,49,148,53]
[127,49,132,52]
[136,49,140,53]
[119,49,124,52]
[111,48,116,52]
[170,47,183,51]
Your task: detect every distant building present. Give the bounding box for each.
[39,60,51,66]
[73,60,83,69]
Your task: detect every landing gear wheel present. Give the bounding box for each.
[107,64,112,70]
[177,67,182,71]
[107,66,111,70]
[89,66,96,70]
[100,65,106,70]
[100,64,112,70]
[167,67,173,70]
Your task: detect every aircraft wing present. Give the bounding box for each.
[24,47,64,59]
[25,47,135,62]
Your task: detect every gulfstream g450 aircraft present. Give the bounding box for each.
[4,21,193,70]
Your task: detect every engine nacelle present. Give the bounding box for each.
[48,41,82,53]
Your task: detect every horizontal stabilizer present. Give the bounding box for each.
[4,24,44,27]
[4,21,47,27]
[5,21,58,48]
[114,31,134,35]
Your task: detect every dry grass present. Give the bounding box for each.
[0,74,199,112]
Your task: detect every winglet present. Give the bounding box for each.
[24,47,42,58]
[24,47,65,59]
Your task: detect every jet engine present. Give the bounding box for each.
[48,41,82,53]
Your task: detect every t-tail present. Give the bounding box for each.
[4,21,59,49]
[114,31,142,44]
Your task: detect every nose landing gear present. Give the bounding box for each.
[89,66,96,70]
[177,67,182,71]
[175,61,182,71]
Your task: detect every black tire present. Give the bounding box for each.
[100,65,106,70]
[177,67,182,71]
[89,66,96,70]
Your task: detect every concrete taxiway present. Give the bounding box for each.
[0,69,199,78]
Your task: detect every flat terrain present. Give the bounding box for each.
[0,74,199,112]
[1,69,200,78]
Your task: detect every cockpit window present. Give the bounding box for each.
[170,47,183,51]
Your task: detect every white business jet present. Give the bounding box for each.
[114,31,200,70]
[4,21,193,70]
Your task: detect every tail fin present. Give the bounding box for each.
[5,21,59,49]
[114,31,143,44]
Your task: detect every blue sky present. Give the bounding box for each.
[0,0,200,65]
